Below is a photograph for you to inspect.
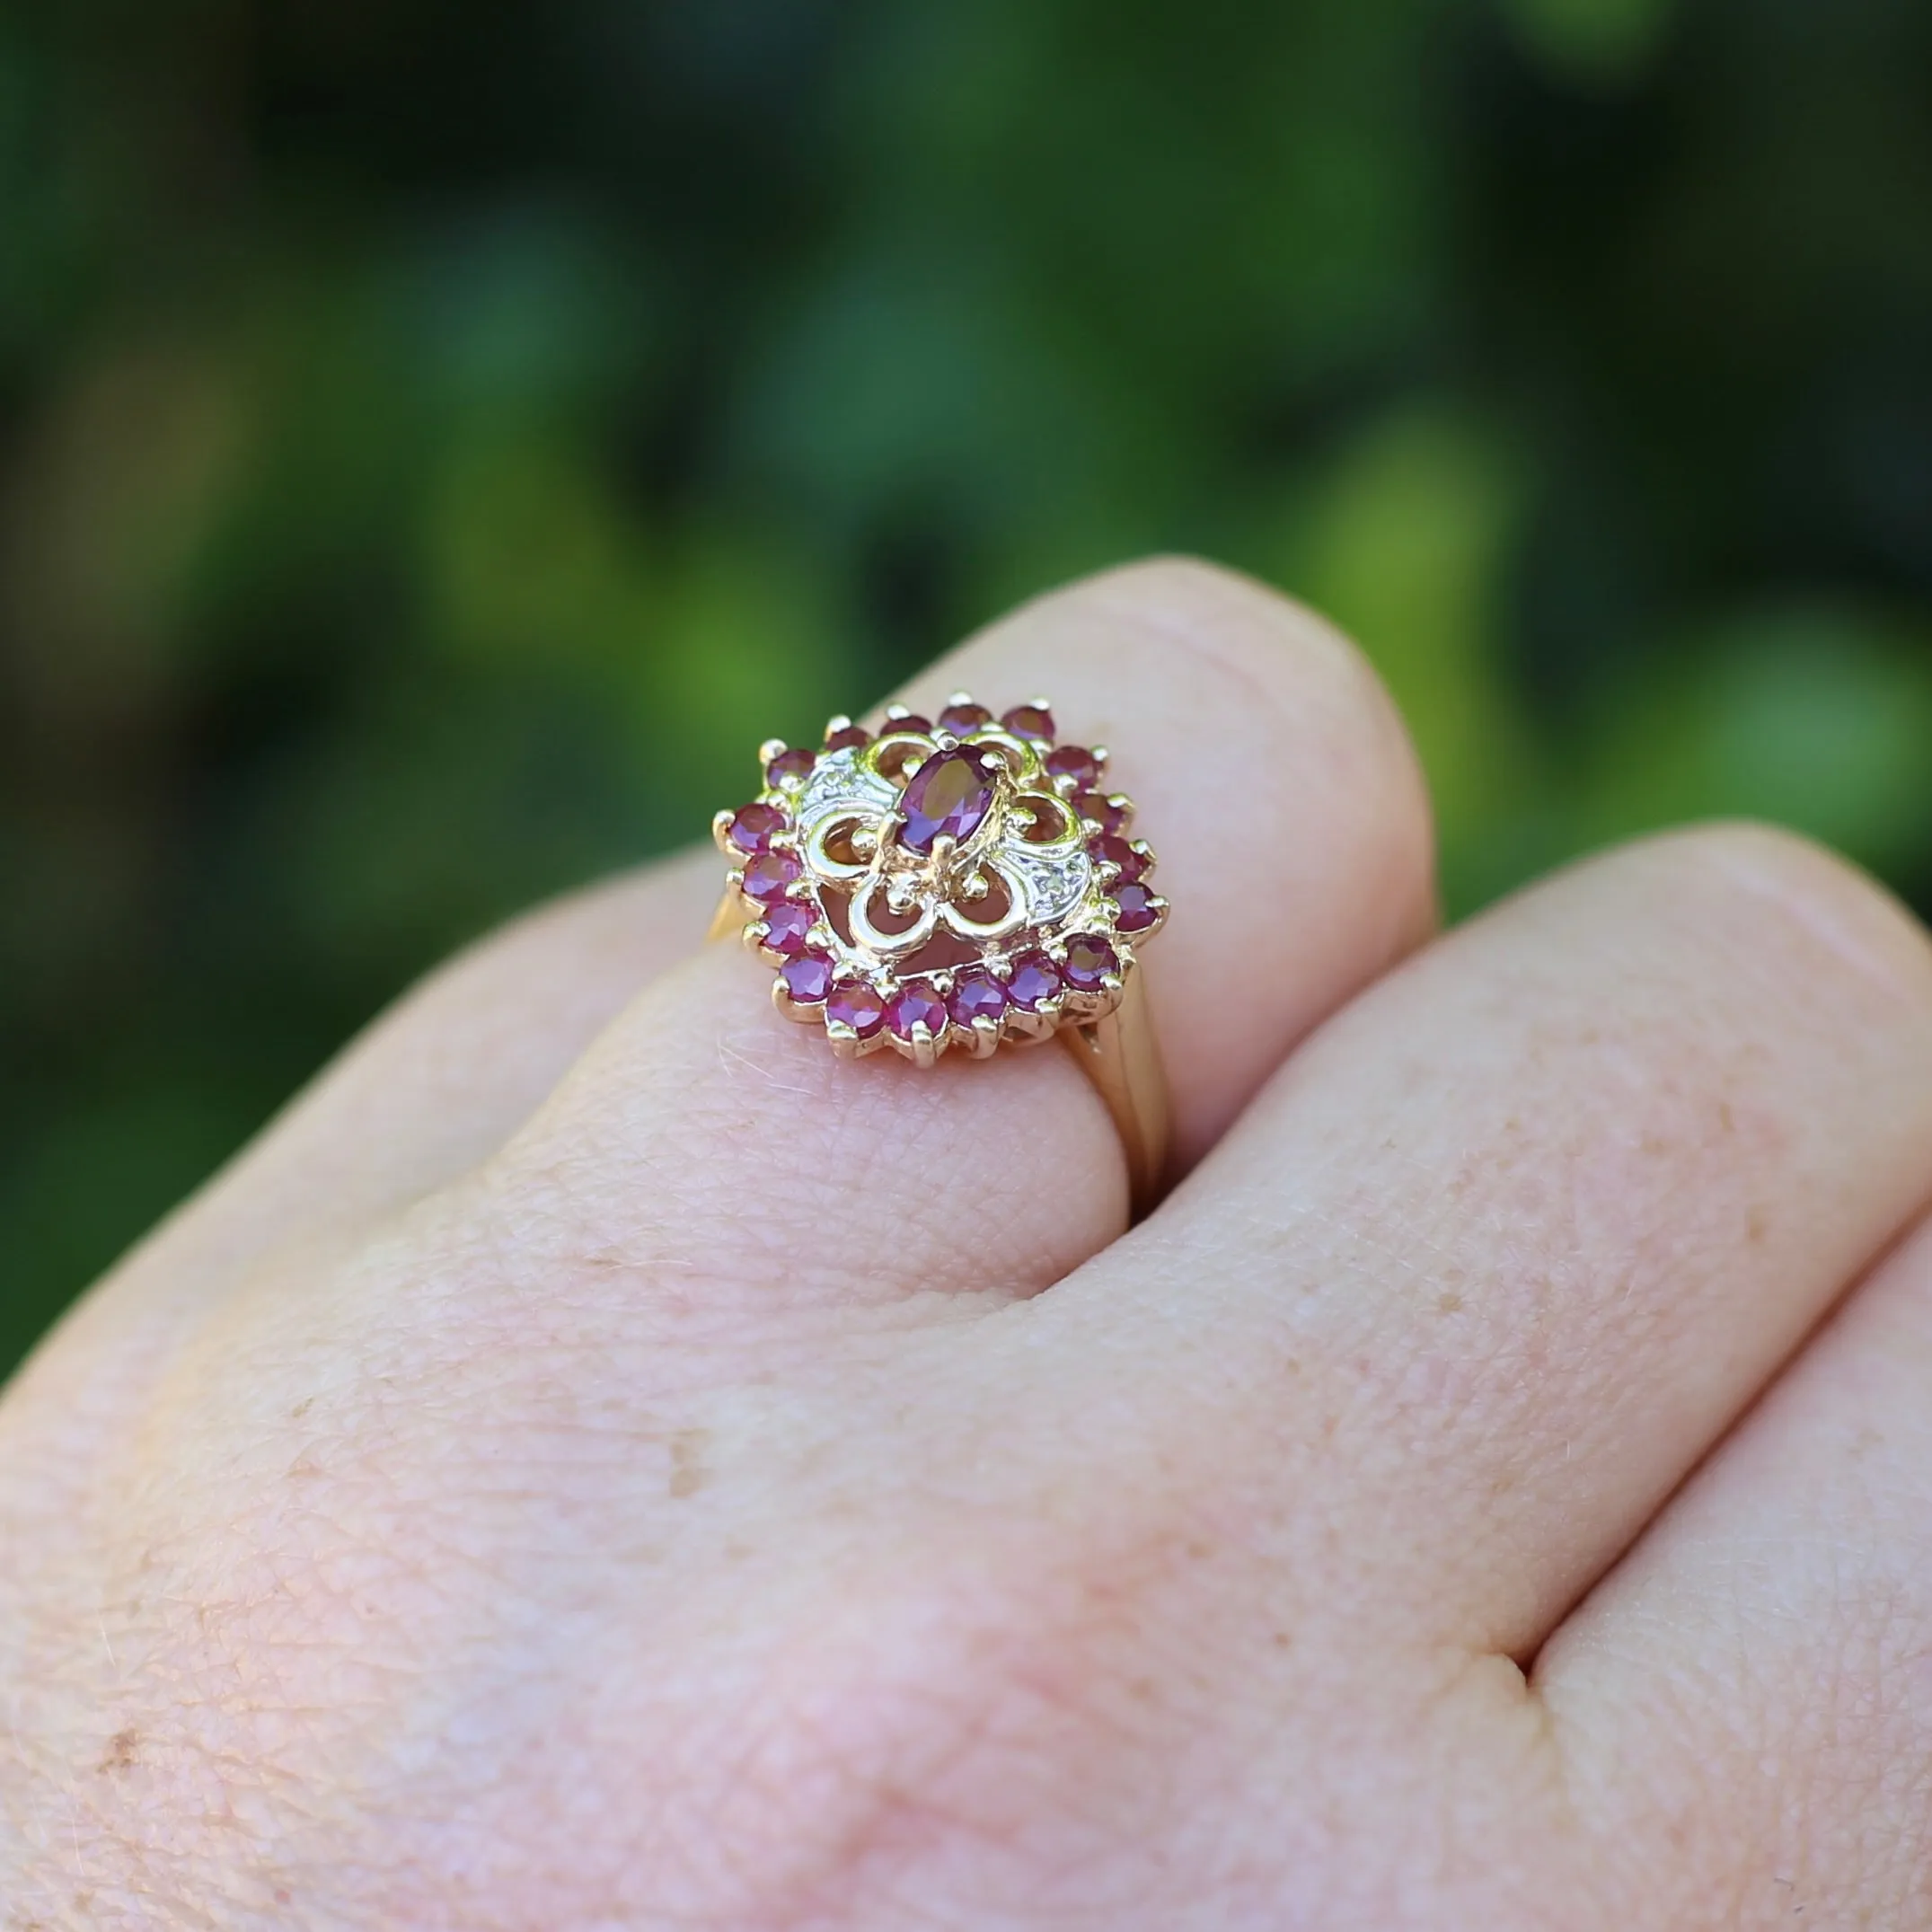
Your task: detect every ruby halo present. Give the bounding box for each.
[713,693,1166,1063]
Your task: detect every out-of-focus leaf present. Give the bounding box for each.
[1269,408,1556,911]
[1498,0,1677,84]
[639,525,855,841]
[1581,606,1932,876]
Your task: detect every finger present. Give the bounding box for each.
[1535,1204,1932,1927]
[1,851,720,1470]
[162,850,728,1277]
[1072,825,1932,1654]
[483,558,1435,1307]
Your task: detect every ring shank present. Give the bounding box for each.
[1059,968,1170,1219]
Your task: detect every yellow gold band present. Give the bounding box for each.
[1058,966,1169,1218]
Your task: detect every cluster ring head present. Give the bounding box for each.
[713,693,1167,1064]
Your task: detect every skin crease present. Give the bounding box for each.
[4,560,1932,1929]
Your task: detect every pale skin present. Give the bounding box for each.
[5,560,1932,1930]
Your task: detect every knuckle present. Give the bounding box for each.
[1073,553,1434,858]
[1631,820,1932,1011]
[1084,552,1384,706]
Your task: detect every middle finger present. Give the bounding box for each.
[1071,824,1932,1657]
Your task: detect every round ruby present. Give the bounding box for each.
[1061,933,1119,993]
[826,979,886,1037]
[1092,834,1145,883]
[825,723,870,752]
[939,700,992,733]
[1005,950,1063,1010]
[1001,703,1054,742]
[741,850,802,902]
[899,746,997,854]
[1112,883,1160,932]
[948,968,1008,1027]
[780,951,833,1003]
[1044,745,1099,790]
[765,746,816,787]
[728,800,785,852]
[882,712,932,736]
[760,899,815,957]
[1076,792,1127,835]
[887,982,948,1040]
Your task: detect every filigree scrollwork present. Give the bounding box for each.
[714,693,1168,1063]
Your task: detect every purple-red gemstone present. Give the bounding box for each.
[728,801,785,852]
[1075,792,1127,835]
[741,850,802,902]
[760,899,815,957]
[1112,883,1160,932]
[1001,703,1054,742]
[780,951,833,1003]
[765,746,816,787]
[1005,950,1063,1010]
[1044,745,1098,790]
[826,979,886,1037]
[887,982,948,1040]
[882,712,932,736]
[825,723,870,752]
[1061,933,1119,993]
[899,747,997,854]
[948,968,1008,1027]
[938,700,992,733]
[1092,834,1146,883]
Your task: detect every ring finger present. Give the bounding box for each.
[469,557,1435,1312]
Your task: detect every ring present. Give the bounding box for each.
[708,693,1171,1213]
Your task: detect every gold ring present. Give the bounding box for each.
[708,693,1171,1214]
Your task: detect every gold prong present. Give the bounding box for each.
[1003,1002,1052,1041]
[771,980,825,1025]
[757,737,787,768]
[712,807,739,854]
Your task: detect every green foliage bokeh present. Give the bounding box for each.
[3,0,1929,1372]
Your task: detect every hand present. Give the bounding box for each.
[6,560,1932,1930]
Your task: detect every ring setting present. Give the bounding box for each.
[711,695,1169,1071]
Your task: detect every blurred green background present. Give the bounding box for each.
[4,0,1930,1374]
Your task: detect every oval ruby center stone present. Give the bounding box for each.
[899,748,996,854]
